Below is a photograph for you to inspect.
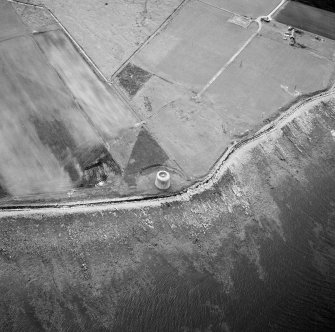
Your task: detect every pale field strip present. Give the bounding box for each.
[8,0,141,117]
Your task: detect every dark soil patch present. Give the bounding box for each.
[31,116,82,183]
[0,180,8,199]
[276,1,335,40]
[31,116,120,187]
[294,0,335,13]
[116,63,152,97]
[81,149,121,188]
[125,128,169,175]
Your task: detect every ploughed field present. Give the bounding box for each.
[276,0,335,40]
[294,0,335,12]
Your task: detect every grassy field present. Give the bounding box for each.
[23,0,185,76]
[205,25,335,136]
[133,0,258,90]
[199,0,283,18]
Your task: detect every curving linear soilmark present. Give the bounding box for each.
[1,86,334,215]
